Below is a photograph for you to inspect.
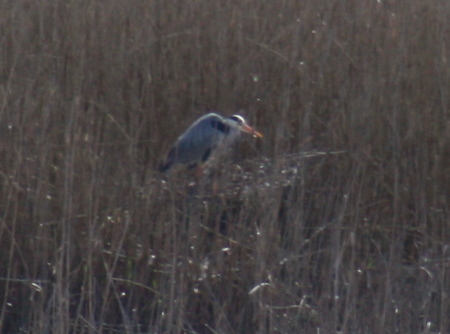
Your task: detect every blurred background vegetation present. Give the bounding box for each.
[0,0,449,333]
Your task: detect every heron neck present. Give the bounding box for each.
[210,119,231,134]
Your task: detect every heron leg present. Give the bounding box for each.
[212,174,219,195]
[195,165,203,181]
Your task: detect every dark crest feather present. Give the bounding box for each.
[210,119,230,134]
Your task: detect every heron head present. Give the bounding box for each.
[225,115,263,138]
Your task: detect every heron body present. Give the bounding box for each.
[159,112,262,173]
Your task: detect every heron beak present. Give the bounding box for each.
[241,124,263,138]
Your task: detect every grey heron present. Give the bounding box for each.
[159,112,262,175]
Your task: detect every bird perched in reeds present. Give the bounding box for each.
[159,112,262,177]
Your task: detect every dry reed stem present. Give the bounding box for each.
[0,0,449,333]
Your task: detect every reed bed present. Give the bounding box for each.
[0,0,449,333]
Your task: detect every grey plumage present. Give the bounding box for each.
[159,112,262,173]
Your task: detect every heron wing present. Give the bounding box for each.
[175,116,223,163]
[159,146,177,172]
[160,114,226,171]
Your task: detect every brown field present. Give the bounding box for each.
[0,0,449,333]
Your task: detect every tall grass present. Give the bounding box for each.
[0,0,449,333]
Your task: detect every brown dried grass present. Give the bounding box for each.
[0,0,449,333]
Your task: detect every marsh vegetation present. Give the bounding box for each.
[0,0,449,333]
